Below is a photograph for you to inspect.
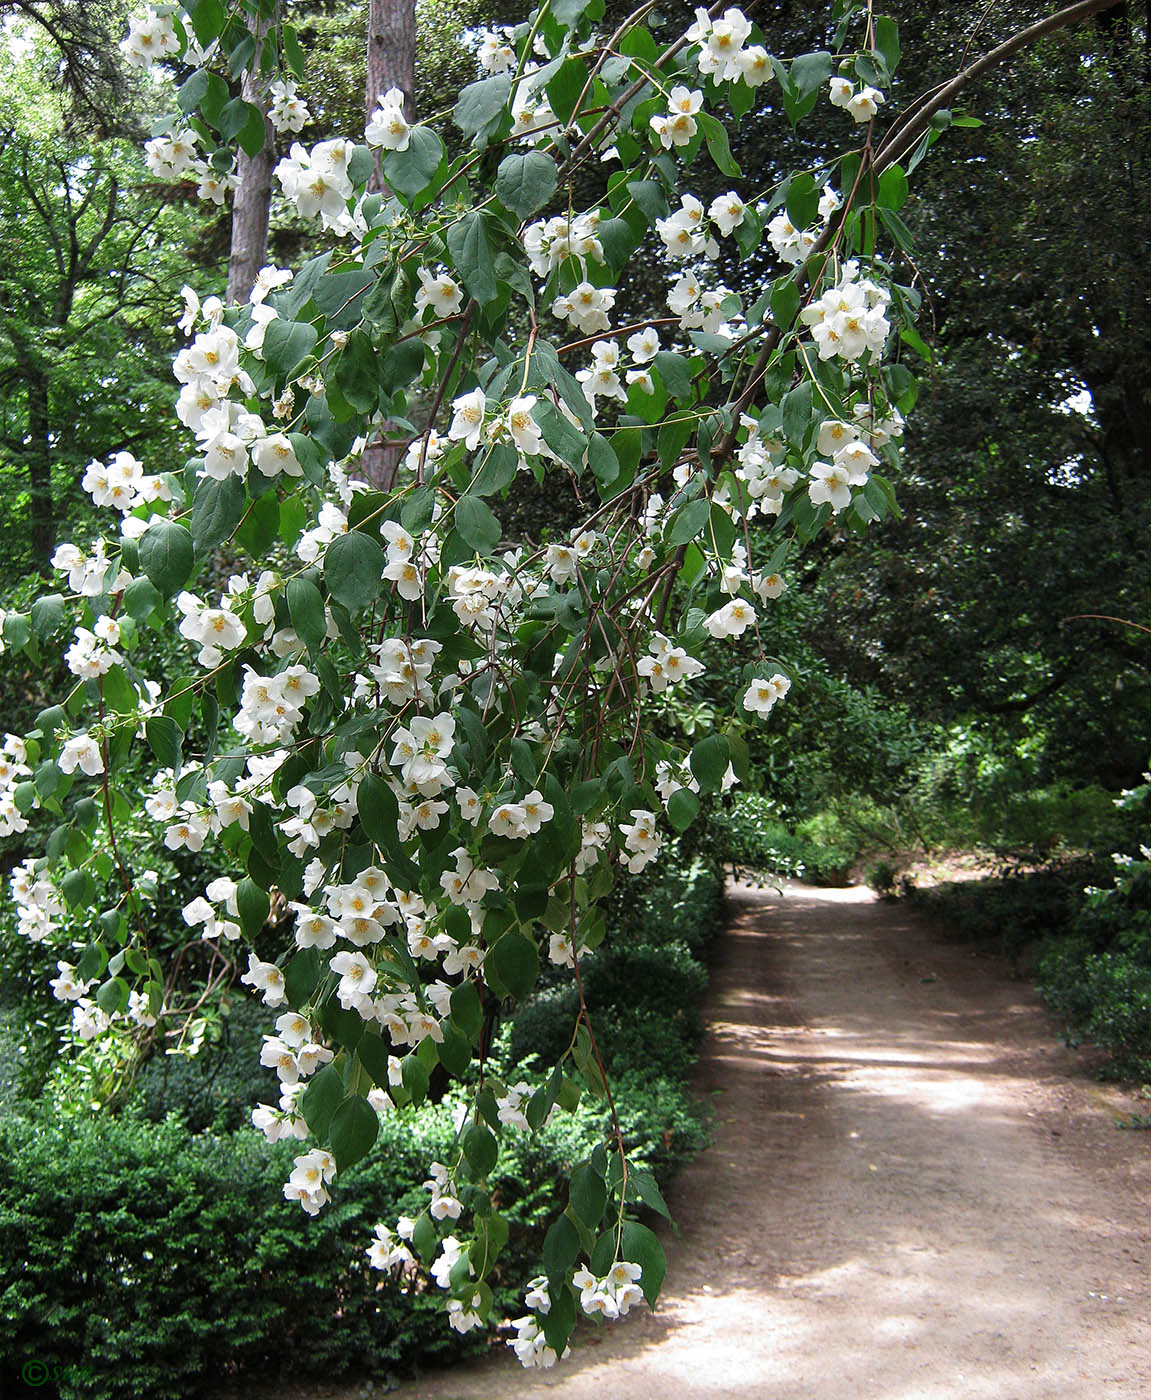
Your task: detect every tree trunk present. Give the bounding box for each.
[362,0,417,486]
[26,366,55,571]
[226,25,275,305]
[366,0,416,178]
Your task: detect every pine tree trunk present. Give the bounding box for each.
[362,0,417,486]
[226,27,275,305]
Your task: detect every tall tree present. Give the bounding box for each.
[0,36,200,571]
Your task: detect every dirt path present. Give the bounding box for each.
[393,880,1151,1400]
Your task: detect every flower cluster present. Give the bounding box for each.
[269,78,311,134]
[0,737,34,839]
[686,7,771,86]
[275,139,362,236]
[119,6,178,68]
[829,75,886,123]
[573,1261,645,1318]
[800,263,892,362]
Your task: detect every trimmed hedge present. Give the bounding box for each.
[0,1109,469,1399]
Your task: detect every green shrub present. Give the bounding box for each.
[0,1109,473,1400]
[1035,846,1151,1078]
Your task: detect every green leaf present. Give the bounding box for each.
[2,612,30,651]
[76,942,107,982]
[357,772,400,848]
[487,931,539,1001]
[620,1220,666,1306]
[145,715,183,771]
[455,496,502,553]
[301,1062,345,1140]
[462,1121,499,1178]
[324,530,384,612]
[123,576,161,621]
[29,594,64,638]
[139,522,194,595]
[689,733,730,793]
[543,1211,580,1293]
[698,112,741,178]
[262,318,318,376]
[447,211,498,307]
[874,16,901,76]
[666,787,700,832]
[626,179,668,223]
[471,442,518,496]
[329,1094,379,1171]
[877,163,908,212]
[552,0,592,27]
[356,1030,394,1089]
[535,400,587,465]
[437,1020,472,1076]
[454,75,512,141]
[383,126,446,200]
[450,980,483,1039]
[496,152,558,220]
[62,870,95,910]
[790,50,834,100]
[569,1163,607,1229]
[236,877,271,939]
[666,497,711,547]
[191,474,246,554]
[771,276,801,330]
[401,1052,430,1105]
[177,68,211,113]
[97,977,129,1016]
[285,947,323,1008]
[218,97,268,157]
[653,352,692,400]
[657,411,694,470]
[282,21,305,77]
[782,379,814,448]
[877,206,916,255]
[286,577,326,653]
[785,172,819,230]
[184,0,225,46]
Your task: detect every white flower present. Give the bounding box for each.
[365,88,411,150]
[241,953,287,1007]
[415,268,464,319]
[847,86,885,123]
[828,75,854,108]
[507,396,543,456]
[58,733,104,777]
[448,388,486,450]
[330,950,378,1006]
[743,672,791,716]
[626,326,660,363]
[808,461,854,512]
[704,597,756,639]
[708,191,746,237]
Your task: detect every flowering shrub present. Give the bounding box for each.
[2,0,997,1364]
